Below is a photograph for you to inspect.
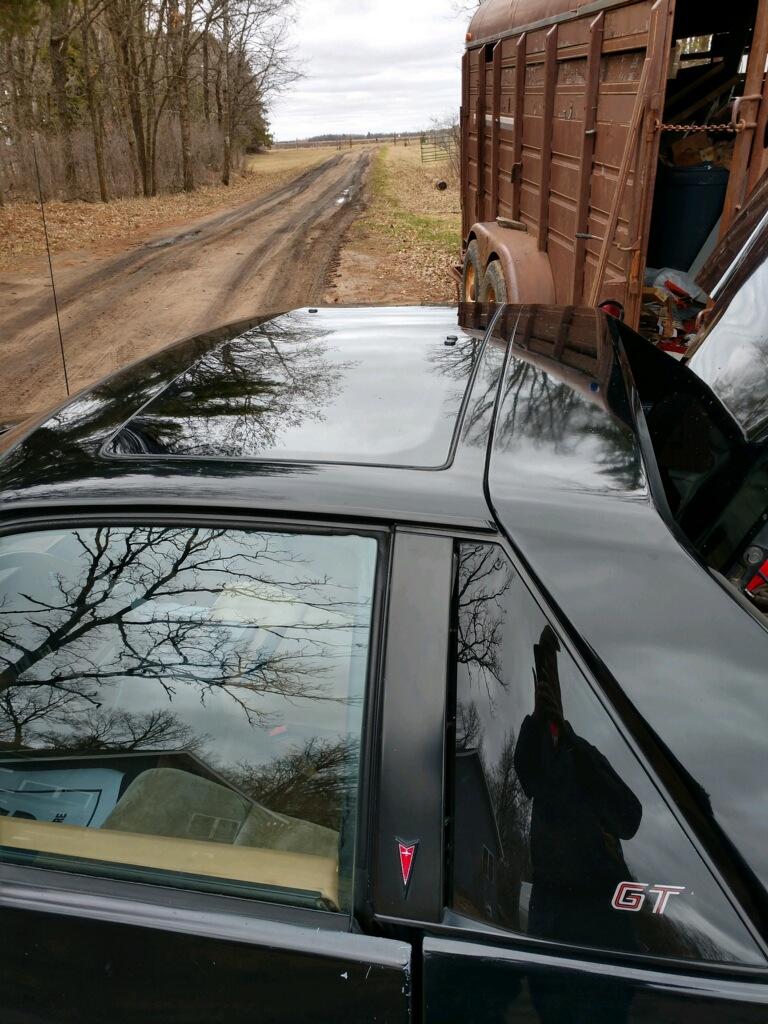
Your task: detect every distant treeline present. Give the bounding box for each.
[0,0,299,204]
[279,131,424,145]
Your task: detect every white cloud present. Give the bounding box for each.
[269,0,467,140]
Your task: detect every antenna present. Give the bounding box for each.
[32,141,70,397]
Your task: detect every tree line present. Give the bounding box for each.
[0,0,299,204]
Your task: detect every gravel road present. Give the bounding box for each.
[0,148,372,422]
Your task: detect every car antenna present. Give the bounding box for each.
[32,141,70,397]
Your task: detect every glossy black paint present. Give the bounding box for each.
[2,301,768,1023]
[485,305,768,943]
[0,307,496,531]
[423,937,768,1024]
[108,307,478,468]
[3,895,411,1024]
[447,540,763,968]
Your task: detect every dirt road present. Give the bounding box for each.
[0,148,372,422]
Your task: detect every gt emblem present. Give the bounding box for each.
[396,838,419,895]
[611,881,685,915]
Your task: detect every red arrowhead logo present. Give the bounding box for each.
[396,838,418,893]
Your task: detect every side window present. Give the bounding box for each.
[449,543,763,966]
[0,525,379,913]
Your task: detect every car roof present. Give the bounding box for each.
[0,306,498,531]
[107,306,479,468]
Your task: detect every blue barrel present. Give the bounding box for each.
[648,162,729,272]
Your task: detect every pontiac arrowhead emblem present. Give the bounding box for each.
[396,838,419,895]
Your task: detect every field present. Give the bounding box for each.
[1,142,462,422]
[0,148,336,272]
[325,143,462,305]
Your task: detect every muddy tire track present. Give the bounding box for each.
[0,149,371,421]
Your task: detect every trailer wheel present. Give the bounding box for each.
[480,260,508,304]
[461,241,483,302]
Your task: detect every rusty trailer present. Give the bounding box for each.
[460,0,768,332]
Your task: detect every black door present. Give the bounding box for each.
[0,515,411,1023]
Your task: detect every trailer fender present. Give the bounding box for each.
[470,223,555,304]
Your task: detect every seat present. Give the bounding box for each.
[102,768,250,844]
[235,803,339,860]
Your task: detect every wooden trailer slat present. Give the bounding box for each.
[461,49,471,242]
[512,33,527,220]
[723,0,768,227]
[587,0,667,306]
[491,42,503,218]
[538,26,560,252]
[623,0,674,326]
[476,47,488,223]
[572,12,605,303]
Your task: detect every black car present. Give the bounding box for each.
[1,244,768,1021]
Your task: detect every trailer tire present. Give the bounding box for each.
[461,241,483,302]
[480,260,508,304]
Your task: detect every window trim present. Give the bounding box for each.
[0,509,391,934]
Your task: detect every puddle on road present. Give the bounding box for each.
[146,229,202,249]
[335,189,351,206]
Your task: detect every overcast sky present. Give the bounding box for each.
[270,1,468,141]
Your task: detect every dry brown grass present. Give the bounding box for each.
[0,148,334,272]
[348,144,461,301]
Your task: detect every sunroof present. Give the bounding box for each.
[107,307,482,468]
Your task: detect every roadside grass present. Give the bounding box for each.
[351,145,461,301]
[0,147,335,272]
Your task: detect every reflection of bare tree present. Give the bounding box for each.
[230,736,358,831]
[495,361,580,450]
[456,700,483,751]
[0,688,79,748]
[592,420,645,491]
[455,700,532,929]
[488,731,532,928]
[461,359,505,446]
[115,317,353,457]
[427,336,483,383]
[33,709,204,755]
[456,543,514,699]
[0,527,368,750]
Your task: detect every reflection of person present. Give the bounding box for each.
[514,625,642,1022]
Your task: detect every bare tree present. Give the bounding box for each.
[0,0,299,202]
[48,0,78,195]
[220,0,231,183]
